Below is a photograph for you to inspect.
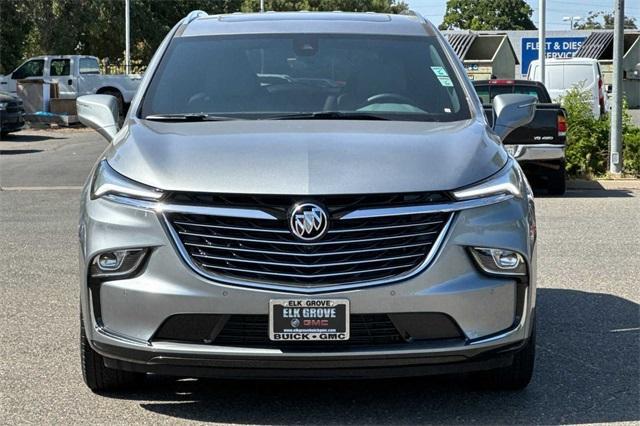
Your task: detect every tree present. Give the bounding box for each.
[574,11,637,30]
[0,0,408,74]
[439,0,536,31]
[240,0,408,13]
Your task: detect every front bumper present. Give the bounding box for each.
[79,188,537,378]
[0,110,25,133]
[508,144,565,162]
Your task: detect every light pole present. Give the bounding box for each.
[125,0,130,75]
[562,16,581,30]
[610,0,624,174]
[538,0,546,85]
[260,0,265,12]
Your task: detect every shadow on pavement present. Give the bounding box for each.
[0,133,65,142]
[535,189,634,198]
[0,149,43,155]
[104,289,639,425]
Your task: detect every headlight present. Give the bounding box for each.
[452,159,524,201]
[0,102,8,110]
[91,160,163,201]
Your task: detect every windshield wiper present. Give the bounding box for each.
[144,113,238,122]
[264,111,390,121]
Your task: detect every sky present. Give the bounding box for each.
[407,0,640,31]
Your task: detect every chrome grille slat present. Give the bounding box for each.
[178,230,439,246]
[200,263,417,279]
[173,220,289,234]
[165,192,453,288]
[191,252,424,268]
[328,220,443,233]
[184,241,434,257]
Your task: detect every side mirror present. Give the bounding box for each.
[492,94,536,141]
[77,94,120,142]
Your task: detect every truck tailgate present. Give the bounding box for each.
[483,104,566,145]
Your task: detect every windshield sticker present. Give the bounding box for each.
[430,66,449,77]
[437,76,454,87]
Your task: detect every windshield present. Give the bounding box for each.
[140,34,470,122]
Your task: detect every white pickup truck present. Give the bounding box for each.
[0,55,141,111]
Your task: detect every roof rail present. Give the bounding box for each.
[185,10,207,24]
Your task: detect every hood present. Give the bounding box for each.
[106,118,506,195]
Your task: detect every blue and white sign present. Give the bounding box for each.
[521,37,586,75]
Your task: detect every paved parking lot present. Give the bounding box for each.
[1,129,639,425]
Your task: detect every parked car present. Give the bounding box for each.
[77,11,538,392]
[473,79,568,195]
[0,55,141,112]
[0,90,25,138]
[527,57,607,118]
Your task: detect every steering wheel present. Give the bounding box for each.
[365,93,416,106]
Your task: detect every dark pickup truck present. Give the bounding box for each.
[473,79,567,195]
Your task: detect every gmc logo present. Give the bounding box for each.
[304,319,329,327]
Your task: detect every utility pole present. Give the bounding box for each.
[125,0,130,75]
[538,0,546,85]
[610,0,624,174]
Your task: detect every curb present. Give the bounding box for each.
[568,179,640,190]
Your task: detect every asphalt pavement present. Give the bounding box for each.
[1,129,638,425]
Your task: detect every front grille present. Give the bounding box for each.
[152,313,464,349]
[215,314,404,347]
[165,192,452,288]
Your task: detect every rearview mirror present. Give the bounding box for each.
[492,94,536,141]
[77,95,120,142]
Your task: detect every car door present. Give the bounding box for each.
[49,58,75,99]
[1,58,45,95]
[76,57,102,96]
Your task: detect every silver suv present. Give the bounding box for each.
[77,11,538,392]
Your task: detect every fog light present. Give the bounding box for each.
[470,247,526,276]
[91,248,148,278]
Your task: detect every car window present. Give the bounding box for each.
[79,58,100,74]
[566,64,595,87]
[544,66,564,90]
[474,85,541,104]
[12,59,45,79]
[50,59,71,76]
[140,34,471,122]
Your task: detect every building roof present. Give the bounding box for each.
[446,33,477,58]
[575,31,614,59]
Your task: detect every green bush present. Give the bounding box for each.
[560,85,640,177]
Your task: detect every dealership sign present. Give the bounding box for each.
[521,37,586,75]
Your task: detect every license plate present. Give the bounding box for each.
[269,299,349,341]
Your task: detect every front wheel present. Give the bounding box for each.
[80,314,144,392]
[547,163,566,196]
[474,323,536,390]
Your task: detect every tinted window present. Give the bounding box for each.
[12,60,44,79]
[50,59,70,76]
[566,64,595,87]
[141,34,470,121]
[80,58,100,74]
[545,66,565,90]
[474,84,541,104]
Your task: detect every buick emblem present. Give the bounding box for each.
[290,318,301,328]
[289,203,329,241]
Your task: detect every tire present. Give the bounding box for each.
[100,89,125,122]
[547,163,566,196]
[80,314,144,392]
[474,323,536,391]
